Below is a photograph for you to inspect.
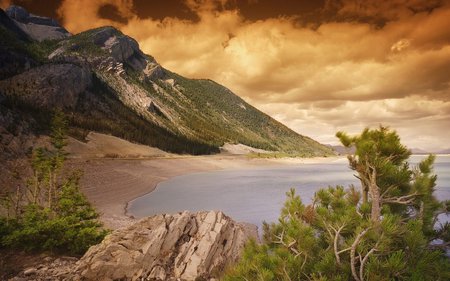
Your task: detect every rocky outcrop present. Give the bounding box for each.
[74,211,257,281]
[0,63,92,109]
[5,5,70,41]
[90,27,148,72]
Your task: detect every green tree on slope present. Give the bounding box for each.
[225,126,450,280]
[0,110,107,255]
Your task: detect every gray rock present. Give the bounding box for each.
[5,5,29,22]
[74,211,257,281]
[90,27,149,72]
[5,5,71,41]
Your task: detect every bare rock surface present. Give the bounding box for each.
[75,210,257,281]
[5,5,71,41]
[90,26,148,72]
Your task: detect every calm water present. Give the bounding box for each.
[128,155,450,229]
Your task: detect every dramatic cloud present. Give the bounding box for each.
[329,0,443,22]
[10,0,450,150]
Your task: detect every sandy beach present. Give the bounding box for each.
[72,155,341,229]
[67,132,342,229]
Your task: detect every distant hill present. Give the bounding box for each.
[437,148,450,154]
[328,145,355,155]
[410,148,430,154]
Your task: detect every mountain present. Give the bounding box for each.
[437,148,450,154]
[410,148,430,155]
[0,6,334,157]
[328,145,354,155]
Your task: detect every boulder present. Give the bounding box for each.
[74,211,257,281]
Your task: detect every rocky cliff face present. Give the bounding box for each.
[9,211,258,281]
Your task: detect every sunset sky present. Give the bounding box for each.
[2,0,450,151]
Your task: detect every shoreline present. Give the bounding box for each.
[72,155,344,229]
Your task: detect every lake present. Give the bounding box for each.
[128,155,450,229]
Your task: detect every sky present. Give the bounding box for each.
[2,0,450,152]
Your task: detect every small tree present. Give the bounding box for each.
[225,126,449,280]
[0,110,107,255]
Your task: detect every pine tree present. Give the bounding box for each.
[0,110,107,255]
[225,126,450,281]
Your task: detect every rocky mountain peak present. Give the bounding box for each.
[91,26,148,72]
[4,5,70,41]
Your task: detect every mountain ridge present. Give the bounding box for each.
[0,6,334,157]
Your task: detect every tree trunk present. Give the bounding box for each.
[368,166,381,224]
[48,170,53,209]
[33,172,39,204]
[362,184,368,204]
[14,184,21,216]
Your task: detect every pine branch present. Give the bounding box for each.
[380,184,397,199]
[331,223,347,266]
[350,228,370,281]
[274,229,302,257]
[382,193,418,205]
[359,240,380,281]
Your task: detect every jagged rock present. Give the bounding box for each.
[5,5,71,41]
[74,211,257,281]
[0,63,92,109]
[144,62,165,80]
[90,27,148,72]
[148,101,165,117]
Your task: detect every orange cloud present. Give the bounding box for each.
[0,0,12,9]
[57,0,133,32]
[54,0,450,150]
